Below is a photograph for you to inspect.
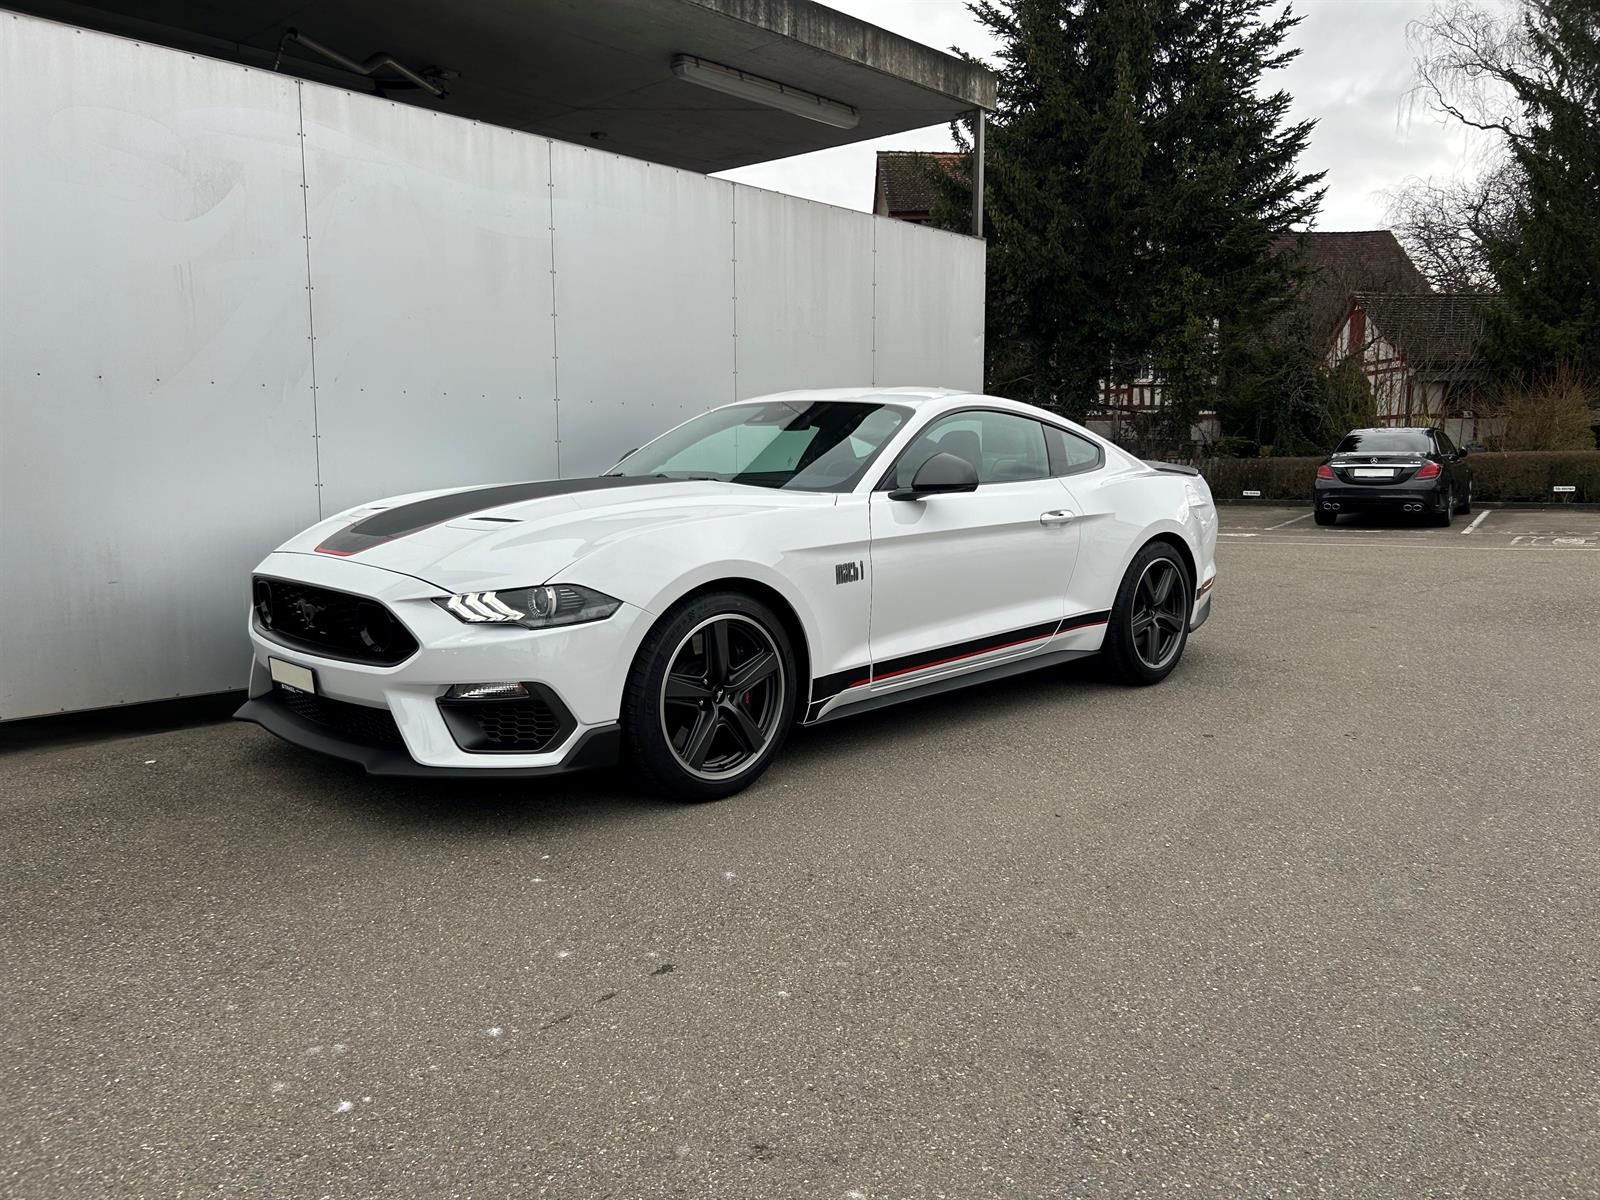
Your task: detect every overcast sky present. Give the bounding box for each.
[717,0,1479,231]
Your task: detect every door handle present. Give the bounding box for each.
[1039,509,1076,526]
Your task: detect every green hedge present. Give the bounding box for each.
[1197,457,1320,501]
[1198,452,1600,503]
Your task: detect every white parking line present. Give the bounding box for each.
[1221,536,1600,551]
[1265,512,1313,530]
[1462,509,1492,535]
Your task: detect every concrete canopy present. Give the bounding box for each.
[13,0,996,173]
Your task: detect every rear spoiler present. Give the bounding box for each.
[1144,460,1200,476]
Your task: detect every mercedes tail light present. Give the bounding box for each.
[1316,464,1335,480]
[1416,461,1442,479]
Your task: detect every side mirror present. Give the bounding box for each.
[889,452,980,501]
[1456,447,1469,459]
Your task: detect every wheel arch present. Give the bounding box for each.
[639,577,814,713]
[1143,531,1197,596]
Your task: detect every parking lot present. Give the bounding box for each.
[4,504,1599,1200]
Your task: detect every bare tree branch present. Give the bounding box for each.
[1384,159,1520,292]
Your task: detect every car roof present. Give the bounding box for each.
[735,386,967,406]
[727,387,1113,437]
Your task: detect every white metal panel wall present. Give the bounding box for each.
[0,14,985,719]
[300,87,559,516]
[872,217,986,392]
[550,145,736,476]
[0,16,317,719]
[731,188,875,400]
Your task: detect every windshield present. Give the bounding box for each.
[1335,430,1433,454]
[608,401,912,492]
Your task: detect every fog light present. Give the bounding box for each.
[444,682,529,702]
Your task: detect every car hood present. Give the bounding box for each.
[274,477,834,591]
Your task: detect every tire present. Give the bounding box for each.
[1313,508,1338,526]
[1101,542,1193,686]
[1457,481,1472,514]
[1433,488,1455,527]
[621,591,797,802]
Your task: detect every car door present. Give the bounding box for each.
[865,409,1082,690]
[1433,427,1466,495]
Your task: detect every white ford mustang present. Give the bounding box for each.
[237,388,1216,799]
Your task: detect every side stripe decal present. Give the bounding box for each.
[1060,609,1114,632]
[809,667,863,704]
[809,610,1111,706]
[869,620,1061,684]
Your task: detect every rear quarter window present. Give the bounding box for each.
[1044,425,1103,474]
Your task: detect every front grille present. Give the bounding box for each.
[274,688,406,749]
[253,577,418,665]
[438,687,573,754]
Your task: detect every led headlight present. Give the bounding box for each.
[435,584,621,629]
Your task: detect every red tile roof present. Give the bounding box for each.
[1354,292,1496,373]
[1276,230,1432,336]
[875,151,962,216]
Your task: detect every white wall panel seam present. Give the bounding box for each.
[546,138,563,477]
[295,80,325,520]
[870,217,878,386]
[731,187,739,403]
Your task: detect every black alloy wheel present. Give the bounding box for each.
[622,592,796,801]
[660,614,784,779]
[1101,542,1193,686]
[1129,558,1188,670]
[1457,480,1473,514]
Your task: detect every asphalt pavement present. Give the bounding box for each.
[4,505,1599,1199]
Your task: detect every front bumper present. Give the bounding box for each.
[238,550,648,776]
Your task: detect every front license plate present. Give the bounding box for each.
[1353,468,1396,478]
[269,658,317,695]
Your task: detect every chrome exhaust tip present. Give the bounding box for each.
[1324,502,1340,511]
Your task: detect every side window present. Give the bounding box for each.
[890,411,1051,488]
[1044,425,1104,475]
[1434,429,1456,456]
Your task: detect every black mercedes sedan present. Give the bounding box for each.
[1313,427,1473,527]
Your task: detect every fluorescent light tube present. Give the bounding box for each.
[671,54,859,130]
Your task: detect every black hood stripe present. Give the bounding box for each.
[315,476,665,556]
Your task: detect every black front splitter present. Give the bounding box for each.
[234,694,621,779]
